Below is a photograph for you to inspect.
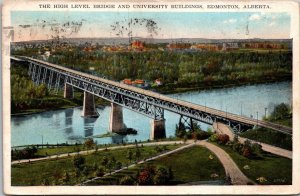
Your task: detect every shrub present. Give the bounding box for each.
[42,178,50,186]
[232,142,243,153]
[218,134,230,145]
[82,166,89,176]
[242,148,252,158]
[137,165,155,185]
[251,143,263,158]
[208,134,219,142]
[95,167,105,177]
[155,146,163,153]
[154,166,172,185]
[138,170,153,185]
[119,175,135,185]
[115,161,122,170]
[61,171,70,183]
[193,130,211,140]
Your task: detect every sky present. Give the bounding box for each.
[11,11,291,41]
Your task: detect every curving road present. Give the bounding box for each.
[197,140,254,185]
[213,122,292,159]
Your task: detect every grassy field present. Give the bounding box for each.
[87,146,226,185]
[12,144,182,186]
[213,143,292,185]
[35,145,85,156]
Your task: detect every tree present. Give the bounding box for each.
[101,156,109,167]
[82,166,89,176]
[251,143,263,158]
[84,138,95,149]
[270,103,291,121]
[153,166,172,185]
[115,161,122,170]
[127,150,133,165]
[135,149,141,162]
[73,155,85,170]
[95,167,105,177]
[42,178,50,186]
[107,160,114,174]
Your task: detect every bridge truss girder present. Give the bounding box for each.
[25,60,254,133]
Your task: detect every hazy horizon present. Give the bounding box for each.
[11,11,291,42]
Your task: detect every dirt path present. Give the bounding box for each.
[213,122,292,159]
[79,142,195,185]
[11,141,184,165]
[197,140,254,185]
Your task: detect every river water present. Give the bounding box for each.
[11,81,292,146]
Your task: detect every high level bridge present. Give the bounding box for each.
[11,56,292,139]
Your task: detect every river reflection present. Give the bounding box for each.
[11,82,292,146]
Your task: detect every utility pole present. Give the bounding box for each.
[264,107,268,118]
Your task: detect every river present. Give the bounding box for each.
[11,81,292,146]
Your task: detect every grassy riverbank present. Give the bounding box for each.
[240,103,292,150]
[240,128,292,150]
[86,145,226,185]
[213,142,292,185]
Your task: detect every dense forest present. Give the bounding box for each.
[49,50,292,91]
[13,46,292,92]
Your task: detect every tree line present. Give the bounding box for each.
[13,48,292,92]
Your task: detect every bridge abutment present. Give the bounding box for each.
[82,92,99,117]
[150,119,166,140]
[109,103,126,133]
[63,83,74,99]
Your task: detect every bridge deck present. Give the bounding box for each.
[12,56,292,135]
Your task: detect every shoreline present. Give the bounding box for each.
[156,78,291,94]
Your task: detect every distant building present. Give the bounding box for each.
[122,79,133,85]
[222,42,239,51]
[190,44,222,51]
[131,40,144,51]
[167,43,191,51]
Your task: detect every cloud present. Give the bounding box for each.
[223,18,237,24]
[249,14,261,21]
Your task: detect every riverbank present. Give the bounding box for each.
[11,92,110,116]
[154,77,291,94]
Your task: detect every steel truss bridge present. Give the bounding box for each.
[11,56,292,135]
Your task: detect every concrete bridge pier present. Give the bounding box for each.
[150,119,166,140]
[109,103,126,133]
[63,83,74,99]
[82,91,99,117]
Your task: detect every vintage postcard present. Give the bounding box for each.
[2,0,300,195]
